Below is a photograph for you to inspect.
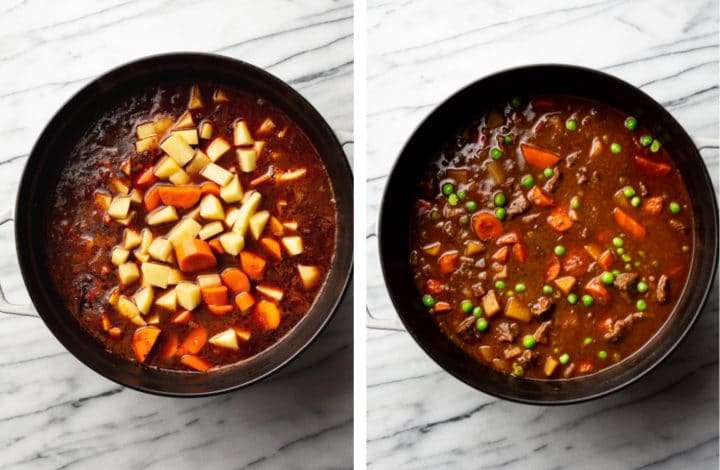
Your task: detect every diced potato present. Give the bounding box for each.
[169,168,190,185]
[297,265,321,289]
[281,236,303,256]
[207,137,232,162]
[118,262,140,286]
[167,268,183,285]
[153,156,182,179]
[121,229,140,251]
[108,196,131,219]
[175,110,195,129]
[198,221,224,240]
[209,328,239,351]
[282,221,298,232]
[197,274,222,288]
[188,85,203,110]
[141,262,171,289]
[146,313,160,325]
[136,122,156,139]
[219,232,244,255]
[277,168,307,182]
[583,243,602,261]
[504,297,532,322]
[134,250,150,263]
[185,206,201,220]
[111,248,130,266]
[167,217,202,247]
[277,127,287,139]
[148,238,172,261]
[256,285,284,301]
[199,121,213,140]
[135,136,158,154]
[128,188,143,204]
[185,150,211,176]
[257,117,276,135]
[544,356,559,377]
[170,129,199,146]
[225,206,240,227]
[155,288,177,311]
[423,242,441,257]
[161,133,196,166]
[235,327,251,341]
[120,158,132,176]
[254,140,266,157]
[234,120,254,146]
[107,287,120,307]
[220,176,243,203]
[232,191,262,236]
[481,290,501,317]
[268,216,284,236]
[176,282,201,310]
[554,276,577,296]
[115,211,136,227]
[154,117,174,134]
[237,149,257,172]
[133,286,154,315]
[213,89,229,103]
[117,295,145,326]
[95,192,112,211]
[140,229,153,254]
[249,211,270,240]
[147,205,178,225]
[200,163,233,186]
[200,194,225,221]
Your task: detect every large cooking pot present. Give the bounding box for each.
[369,64,717,404]
[0,53,353,397]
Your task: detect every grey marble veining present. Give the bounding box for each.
[0,1,352,468]
[366,0,718,468]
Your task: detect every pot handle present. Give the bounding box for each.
[366,223,406,331]
[0,209,37,317]
[693,136,719,149]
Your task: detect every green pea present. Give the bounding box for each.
[631,196,641,207]
[542,285,553,295]
[612,269,621,277]
[472,306,483,317]
[522,335,537,349]
[669,202,681,214]
[430,209,441,221]
[623,186,636,198]
[511,364,524,377]
[465,201,478,211]
[495,207,507,220]
[650,139,661,152]
[634,260,641,267]
[457,191,467,201]
[636,299,647,311]
[442,183,454,196]
[494,193,507,207]
[491,148,503,160]
[625,116,638,131]
[682,245,690,253]
[510,96,522,108]
[611,143,622,154]
[521,175,535,189]
[559,353,570,365]
[459,215,469,225]
[636,281,649,294]
[448,193,459,206]
[504,135,513,144]
[543,168,554,178]
[566,119,578,131]
[598,350,608,360]
[476,317,489,332]
[584,337,594,345]
[640,135,653,146]
[582,295,594,307]
[612,237,624,248]
[554,245,566,256]
[621,253,632,263]
[460,300,473,313]
[616,247,625,255]
[422,295,435,308]
[601,271,615,285]
[567,293,578,305]
[571,196,581,209]
[495,280,506,290]
[515,283,526,293]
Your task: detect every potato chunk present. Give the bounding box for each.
[141,262,171,289]
[133,286,154,315]
[220,176,243,203]
[281,236,303,256]
[118,295,145,326]
[118,262,140,286]
[147,206,179,225]
[249,210,270,240]
[155,288,177,311]
[161,133,195,166]
[108,196,131,219]
[554,276,577,295]
[176,282,201,311]
[200,194,225,221]
[206,137,232,162]
[237,149,257,172]
[148,238,173,262]
[200,163,233,186]
[481,290,501,317]
[297,265,321,289]
[209,328,239,351]
[219,232,244,256]
[234,120,254,146]
[504,297,531,322]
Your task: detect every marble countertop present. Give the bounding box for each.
[366,0,718,469]
[0,1,353,469]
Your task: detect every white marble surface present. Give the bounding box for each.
[367,0,718,469]
[0,1,353,468]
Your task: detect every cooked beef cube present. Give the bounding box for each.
[443,220,457,239]
[580,227,590,239]
[669,219,689,234]
[496,321,519,342]
[565,150,581,168]
[531,296,554,317]
[576,167,588,185]
[656,274,669,303]
[638,181,648,197]
[613,272,639,291]
[471,282,485,298]
[503,345,523,359]
[533,320,552,344]
[590,170,600,184]
[604,312,645,342]
[456,315,478,336]
[543,168,561,193]
[506,191,530,217]
[516,349,538,366]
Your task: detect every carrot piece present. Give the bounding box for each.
[208,304,234,315]
[200,182,220,196]
[438,251,460,274]
[260,237,282,260]
[208,239,225,254]
[634,155,671,176]
[157,185,202,209]
[235,292,256,312]
[598,250,614,270]
[585,277,611,304]
[133,166,157,190]
[144,185,162,212]
[562,248,591,277]
[641,196,664,216]
[520,143,560,168]
[171,310,193,324]
[496,231,521,246]
[180,354,211,372]
[159,333,178,359]
[433,301,452,312]
[547,207,573,232]
[424,279,445,295]
[221,268,251,294]
[131,326,161,364]
[544,255,561,282]
[527,186,555,208]
[254,300,282,330]
[240,251,267,281]
[512,243,529,263]
[472,212,503,241]
[491,246,509,263]
[577,361,594,374]
[178,324,207,355]
[250,172,272,187]
[201,286,229,305]
[613,208,646,239]
[175,238,217,273]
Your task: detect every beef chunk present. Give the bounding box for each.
[580,227,590,239]
[515,349,538,366]
[613,272,639,292]
[531,296,554,317]
[543,169,561,193]
[604,312,645,343]
[565,150,581,168]
[521,213,541,224]
[471,282,485,298]
[506,191,530,217]
[562,363,575,378]
[656,274,669,303]
[496,321,519,343]
[669,219,689,234]
[576,167,588,185]
[455,316,478,337]
[590,170,600,184]
[638,181,648,197]
[442,220,457,239]
[533,320,552,344]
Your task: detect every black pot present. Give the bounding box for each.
[374,64,718,404]
[1,53,353,397]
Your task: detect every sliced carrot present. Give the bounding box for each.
[424,278,445,295]
[201,286,228,305]
[254,300,282,330]
[438,251,460,274]
[598,250,614,270]
[144,185,162,212]
[171,310,193,324]
[260,237,282,260]
[250,173,272,187]
[562,248,591,277]
[634,155,671,176]
[547,207,573,232]
[520,143,560,168]
[178,324,207,355]
[175,238,217,273]
[180,354,211,372]
[491,246,509,263]
[159,333,178,359]
[131,326,161,364]
[433,301,452,312]
[527,186,555,208]
[496,231,521,246]
[585,277,611,304]
[157,185,202,209]
[544,255,561,282]
[472,212,503,241]
[613,208,646,239]
[513,243,529,263]
[235,292,256,312]
[208,239,225,254]
[240,251,267,281]
[200,182,220,196]
[133,166,157,190]
[208,304,233,315]
[221,268,251,294]
[641,196,664,216]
